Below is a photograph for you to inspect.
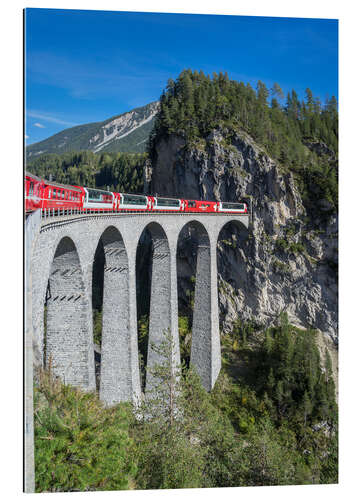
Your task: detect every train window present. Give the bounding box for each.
[48,189,51,198]
[29,182,34,196]
[188,200,196,208]
[201,204,210,208]
[121,194,147,205]
[156,197,180,207]
[87,189,102,201]
[221,202,245,210]
[87,188,112,203]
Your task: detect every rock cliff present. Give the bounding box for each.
[148,128,338,345]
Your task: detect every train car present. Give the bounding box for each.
[82,187,114,211]
[152,197,184,212]
[25,172,44,212]
[117,193,151,211]
[217,201,248,213]
[42,180,84,211]
[183,199,217,213]
[25,172,86,212]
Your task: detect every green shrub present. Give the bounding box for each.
[34,368,137,492]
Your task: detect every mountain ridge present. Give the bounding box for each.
[26,101,159,158]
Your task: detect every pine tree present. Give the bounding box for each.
[305,88,314,115]
[271,82,284,102]
[257,80,269,106]
[302,391,313,426]
[267,367,275,396]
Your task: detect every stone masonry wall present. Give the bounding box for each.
[46,236,94,390]
[100,226,131,405]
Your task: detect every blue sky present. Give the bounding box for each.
[25,9,338,145]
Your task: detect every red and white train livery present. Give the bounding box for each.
[25,171,248,215]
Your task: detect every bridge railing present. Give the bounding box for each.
[40,207,251,220]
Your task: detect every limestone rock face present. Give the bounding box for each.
[149,128,338,344]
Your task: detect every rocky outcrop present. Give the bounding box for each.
[149,128,338,344]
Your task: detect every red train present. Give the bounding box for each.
[25,171,248,215]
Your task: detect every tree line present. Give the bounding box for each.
[34,315,337,491]
[27,150,147,194]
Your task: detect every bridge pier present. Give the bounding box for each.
[145,225,181,394]
[190,233,220,391]
[128,252,142,403]
[99,228,132,405]
[209,240,222,388]
[45,237,95,391]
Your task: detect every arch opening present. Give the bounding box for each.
[135,227,153,390]
[177,221,212,388]
[216,220,250,347]
[92,238,105,390]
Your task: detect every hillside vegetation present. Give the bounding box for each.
[149,69,338,215]
[35,317,337,491]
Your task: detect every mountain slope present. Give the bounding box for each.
[26,101,159,158]
[147,70,338,345]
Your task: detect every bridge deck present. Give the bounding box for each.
[38,210,250,231]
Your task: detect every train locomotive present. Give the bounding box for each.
[25,171,248,215]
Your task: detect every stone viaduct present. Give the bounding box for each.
[25,209,249,492]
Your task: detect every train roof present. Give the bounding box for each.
[43,180,83,193]
[25,171,42,183]
[118,192,148,197]
[84,186,113,195]
[25,171,83,192]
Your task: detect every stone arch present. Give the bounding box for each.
[45,236,95,390]
[177,220,219,391]
[216,218,249,248]
[95,225,131,405]
[136,221,179,393]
